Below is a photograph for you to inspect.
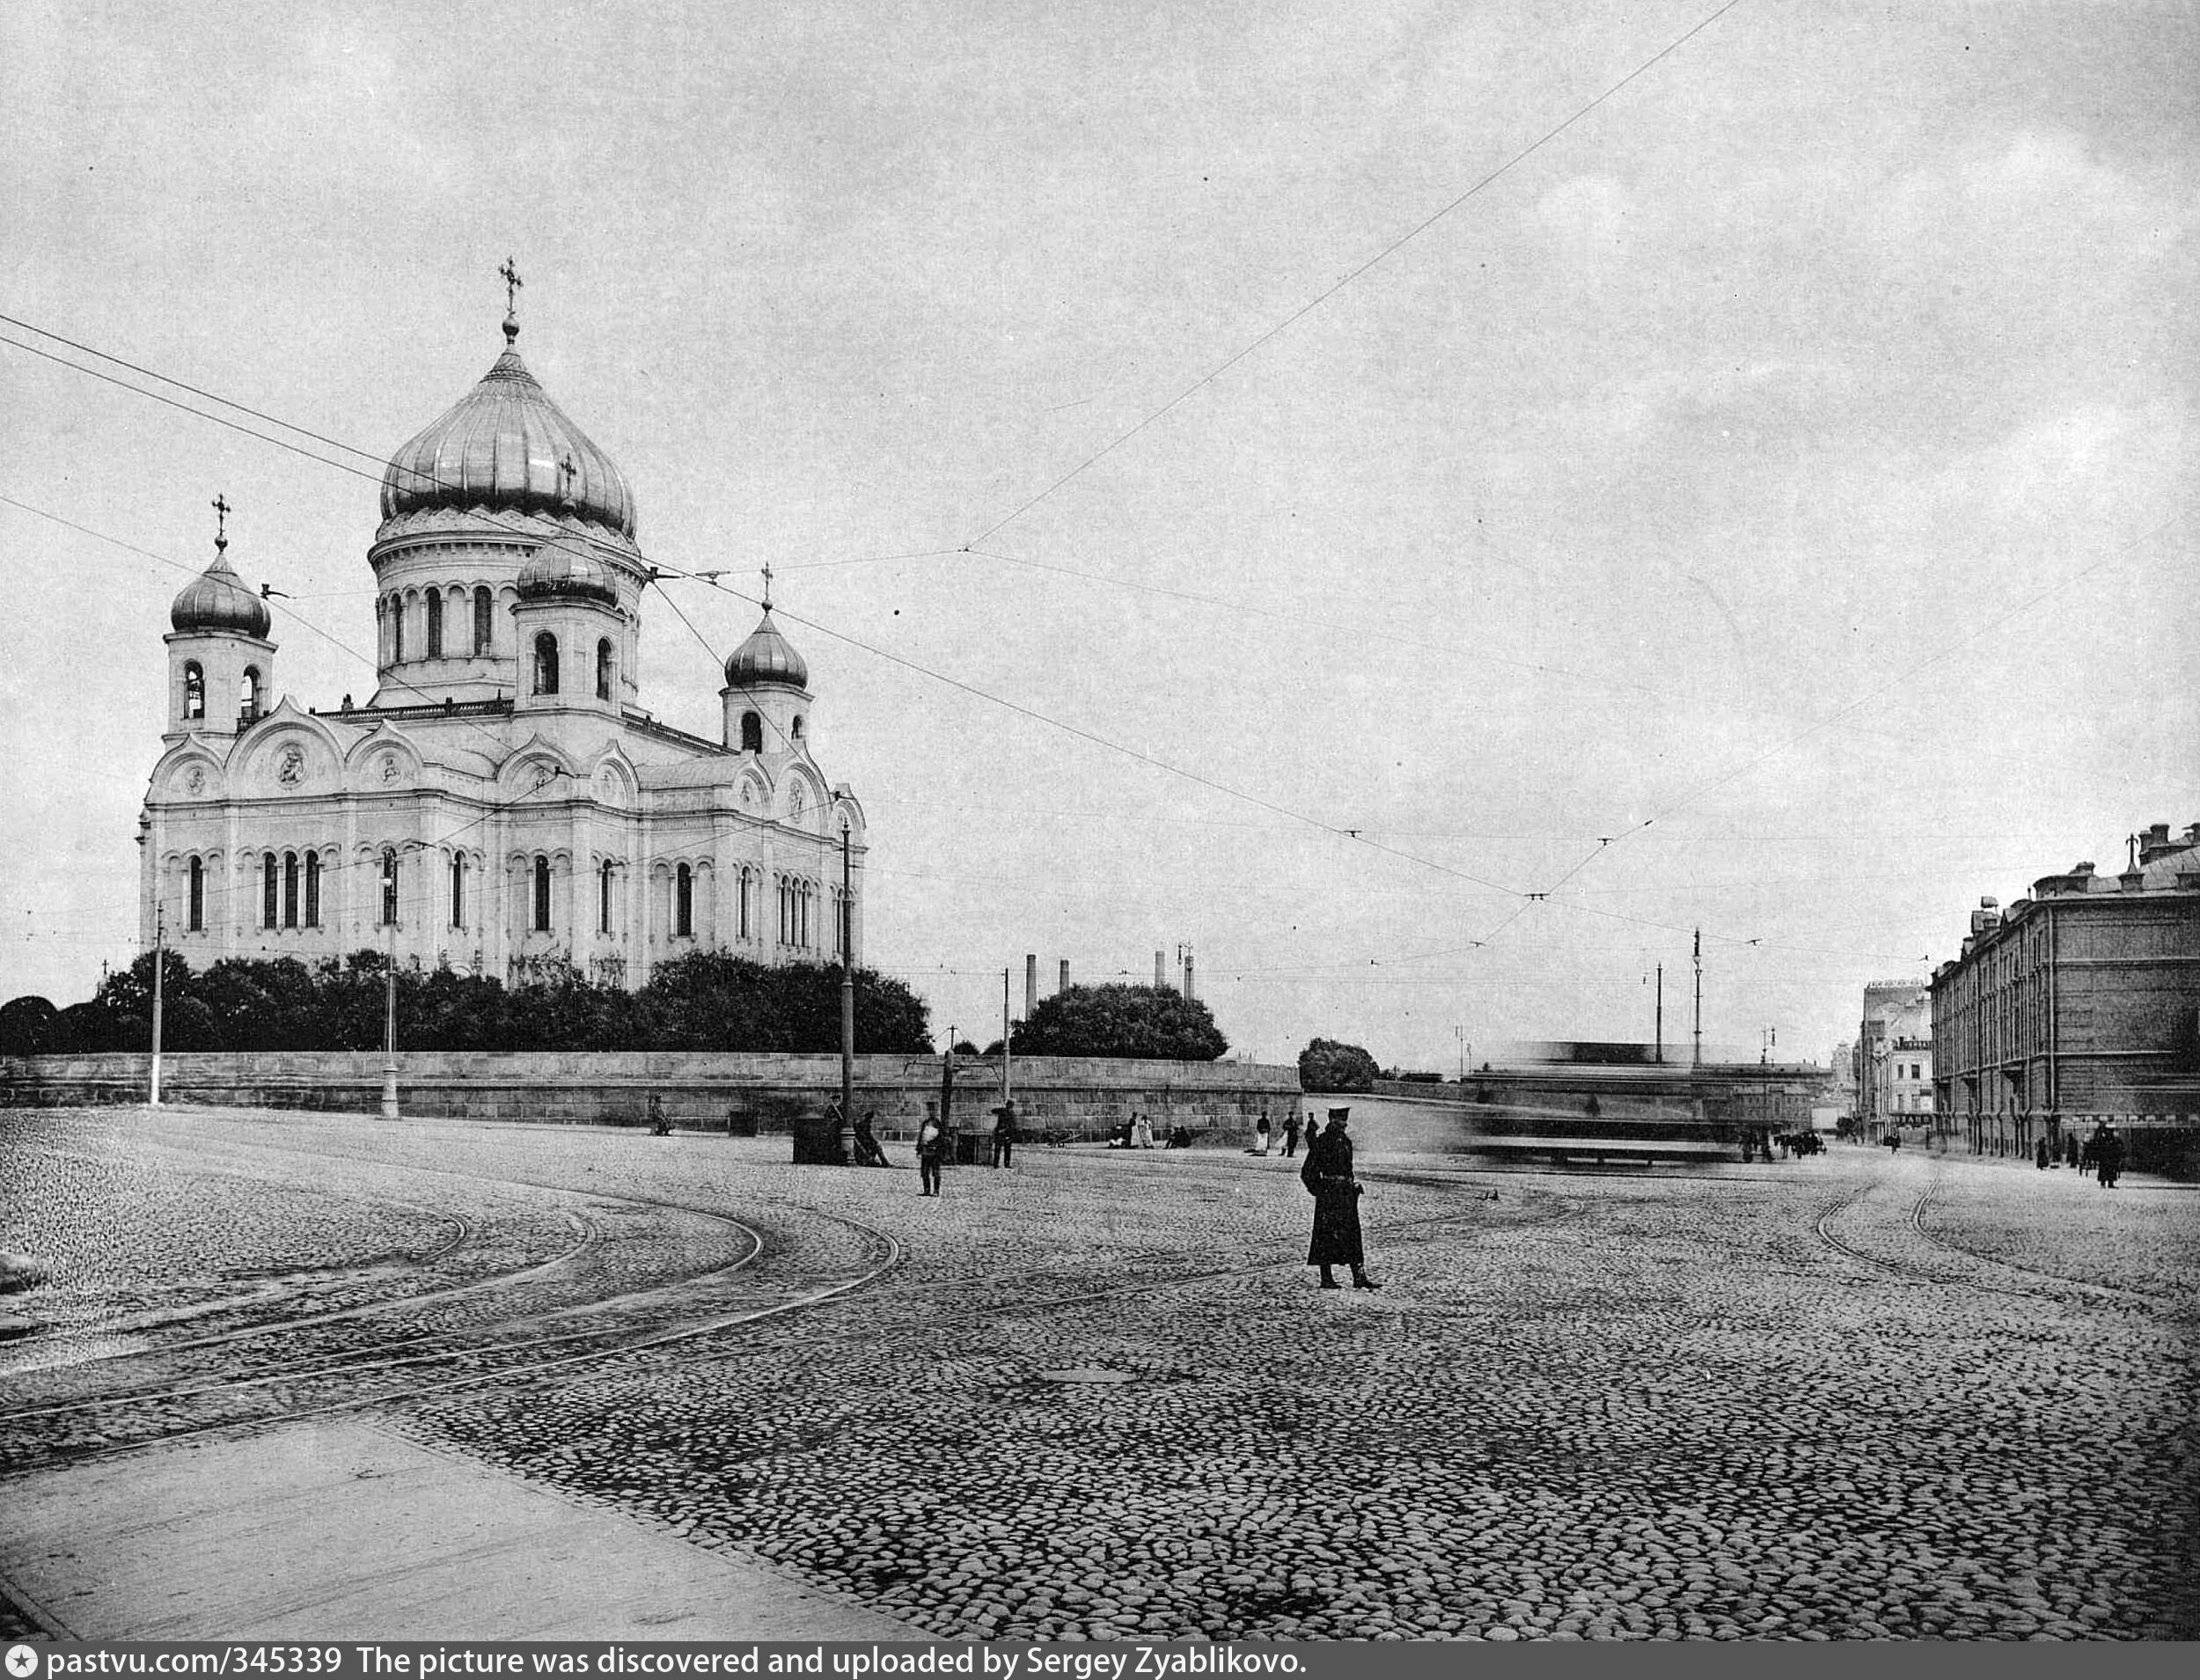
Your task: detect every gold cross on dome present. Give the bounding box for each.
[211,493,231,552]
[761,560,774,610]
[500,257,523,314]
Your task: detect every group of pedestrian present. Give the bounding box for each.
[1246,1109,1309,1157]
[1108,1113,1157,1149]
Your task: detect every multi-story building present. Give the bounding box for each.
[141,283,868,984]
[1854,981,1928,1142]
[1930,822,2200,1166]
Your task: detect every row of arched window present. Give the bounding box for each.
[180,663,263,723]
[530,633,617,701]
[382,586,497,664]
[260,850,324,930]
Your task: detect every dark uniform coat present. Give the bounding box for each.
[1302,1123,1365,1266]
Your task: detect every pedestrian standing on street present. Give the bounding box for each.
[1133,1111,1155,1150]
[1283,1111,1302,1157]
[992,1100,1018,1169]
[1301,1106,1379,1291]
[2094,1123,2124,1189]
[1251,1111,1272,1156]
[916,1110,945,1197]
[2035,1136,2051,1171]
[648,1093,671,1136]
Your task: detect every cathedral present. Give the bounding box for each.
[140,277,867,987]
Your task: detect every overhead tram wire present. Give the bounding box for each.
[643,558,1527,902]
[957,0,1751,550]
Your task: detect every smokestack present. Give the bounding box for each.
[1024,954,1038,1017]
[1184,949,1195,1001]
[1059,958,1070,994]
[1155,950,1166,989]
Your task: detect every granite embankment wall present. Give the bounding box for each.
[0,1051,1302,1142]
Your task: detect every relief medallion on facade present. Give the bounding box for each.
[275,746,307,787]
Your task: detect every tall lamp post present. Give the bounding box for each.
[150,903,165,1107]
[380,840,427,1121]
[839,819,855,1165]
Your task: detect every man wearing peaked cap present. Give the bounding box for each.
[1300,1106,1379,1290]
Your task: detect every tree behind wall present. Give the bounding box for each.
[1010,983,1228,1060]
[1298,1037,1380,1093]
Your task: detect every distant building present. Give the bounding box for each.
[1930,822,2200,1163]
[1855,981,1928,1141]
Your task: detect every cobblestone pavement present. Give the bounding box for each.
[3,1106,2196,1640]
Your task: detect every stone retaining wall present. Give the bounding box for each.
[0,1051,1301,1143]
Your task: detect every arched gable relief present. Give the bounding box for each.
[496,735,581,799]
[344,728,425,792]
[158,749,225,802]
[735,768,771,814]
[590,749,637,808]
[236,716,345,795]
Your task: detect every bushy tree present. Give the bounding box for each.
[1011,983,1228,1060]
[638,952,931,1053]
[1299,1037,1380,1093]
[0,996,57,1057]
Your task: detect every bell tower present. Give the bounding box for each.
[165,495,276,739]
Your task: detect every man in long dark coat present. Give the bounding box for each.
[1302,1107,1379,1290]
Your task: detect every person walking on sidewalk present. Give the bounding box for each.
[916,1110,945,1196]
[1282,1110,1302,1157]
[991,1101,1018,1169]
[1302,1106,1379,1291]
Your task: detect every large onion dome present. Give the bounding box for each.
[516,539,622,605]
[723,609,809,689]
[171,553,271,637]
[379,319,637,539]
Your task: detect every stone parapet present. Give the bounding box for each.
[0,1051,1301,1143]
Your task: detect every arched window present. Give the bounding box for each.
[392,599,405,663]
[791,715,804,743]
[676,863,693,938]
[451,854,466,929]
[740,711,762,753]
[737,869,751,941]
[240,667,262,720]
[426,591,444,657]
[187,857,204,933]
[305,853,321,927]
[182,662,205,721]
[262,852,278,929]
[381,847,400,927]
[599,860,615,935]
[282,852,300,928]
[533,633,560,696]
[473,586,494,654]
[532,856,552,933]
[596,638,613,701]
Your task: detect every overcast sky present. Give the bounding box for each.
[3,0,2193,1070]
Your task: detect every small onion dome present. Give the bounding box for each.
[723,609,809,690]
[515,541,621,605]
[171,555,271,637]
[380,339,637,539]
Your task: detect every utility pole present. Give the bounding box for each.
[149,904,165,1106]
[382,853,400,1119]
[1456,1025,1464,1082]
[1692,928,1703,1070]
[1655,964,1663,1064]
[840,821,854,1165]
[1001,968,1013,1103]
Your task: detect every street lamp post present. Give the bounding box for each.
[839,819,855,1165]
[380,841,426,1121]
